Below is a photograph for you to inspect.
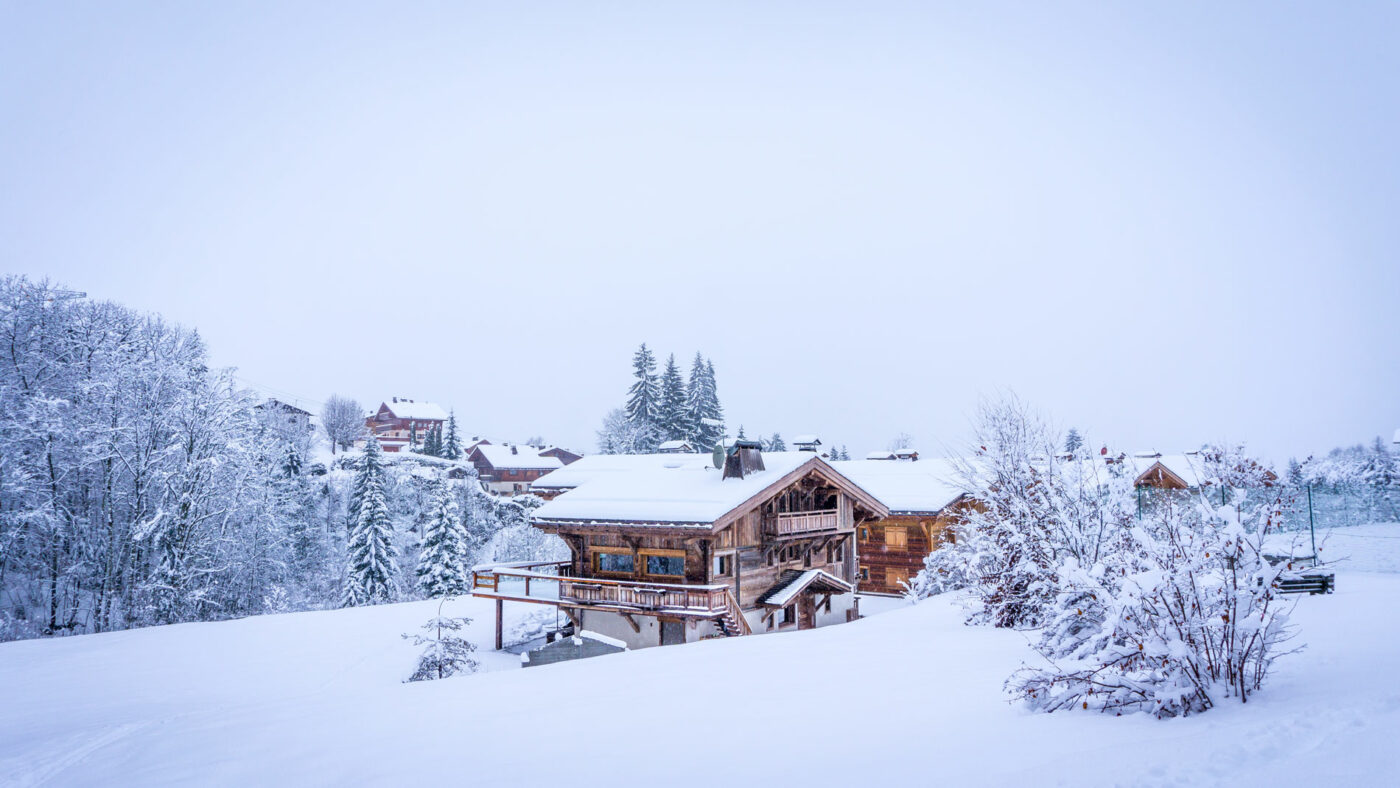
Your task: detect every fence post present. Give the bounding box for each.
[1307,484,1317,564]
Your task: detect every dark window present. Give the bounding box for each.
[781,605,796,626]
[859,527,870,540]
[713,554,732,577]
[859,567,870,581]
[645,554,685,577]
[595,552,635,574]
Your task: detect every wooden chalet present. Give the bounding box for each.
[253,398,313,437]
[471,444,889,650]
[656,439,696,454]
[467,443,566,496]
[366,398,448,453]
[834,458,975,595]
[528,453,715,500]
[538,446,583,465]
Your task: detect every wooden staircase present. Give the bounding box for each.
[715,589,752,637]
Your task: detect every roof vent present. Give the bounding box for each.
[723,440,766,480]
[511,445,518,455]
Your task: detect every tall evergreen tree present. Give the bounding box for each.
[737,425,747,440]
[442,411,463,460]
[342,435,398,606]
[684,353,725,450]
[1064,428,1084,456]
[624,343,661,429]
[417,479,469,597]
[657,353,688,441]
[767,433,786,452]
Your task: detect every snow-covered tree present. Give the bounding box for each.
[1064,428,1084,456]
[596,407,659,455]
[657,353,688,442]
[441,411,463,460]
[624,344,660,433]
[403,606,477,681]
[417,480,469,597]
[342,435,398,606]
[766,433,786,452]
[321,395,365,454]
[684,353,724,451]
[1008,446,1298,717]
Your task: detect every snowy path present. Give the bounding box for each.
[2,558,1399,785]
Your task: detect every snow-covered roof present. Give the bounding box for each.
[865,451,897,461]
[757,569,852,607]
[657,440,694,451]
[792,434,821,445]
[533,452,844,527]
[833,458,965,515]
[530,453,716,491]
[380,400,448,421]
[470,444,565,471]
[1123,453,1204,487]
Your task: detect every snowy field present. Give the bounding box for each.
[2,527,1399,787]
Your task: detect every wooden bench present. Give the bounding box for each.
[1274,573,1335,595]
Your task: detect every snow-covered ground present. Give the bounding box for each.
[3,526,1399,787]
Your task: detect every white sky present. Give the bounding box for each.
[3,2,1397,462]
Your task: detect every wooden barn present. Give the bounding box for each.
[834,458,973,595]
[365,398,448,453]
[471,444,889,651]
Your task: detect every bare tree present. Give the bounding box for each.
[321,395,366,454]
[887,432,914,451]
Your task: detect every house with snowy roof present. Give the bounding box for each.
[467,443,566,496]
[470,442,889,651]
[833,458,976,594]
[528,452,717,500]
[656,439,696,454]
[366,398,448,453]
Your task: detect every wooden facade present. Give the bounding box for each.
[366,399,447,453]
[472,452,890,650]
[854,499,973,595]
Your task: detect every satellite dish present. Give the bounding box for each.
[712,443,725,470]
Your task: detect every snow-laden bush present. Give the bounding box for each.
[1008,447,1300,717]
[404,607,478,682]
[909,396,1135,628]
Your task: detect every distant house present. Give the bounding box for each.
[472,446,888,651]
[539,446,584,465]
[467,443,565,495]
[865,451,898,461]
[365,398,448,453]
[657,440,696,454]
[893,449,919,462]
[792,434,822,452]
[254,398,313,437]
[834,458,975,595]
[529,452,716,500]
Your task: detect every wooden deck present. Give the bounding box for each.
[765,509,840,537]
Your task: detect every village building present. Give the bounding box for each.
[834,458,974,595]
[528,452,716,500]
[792,434,822,452]
[253,398,313,438]
[656,439,696,454]
[467,443,566,495]
[471,445,889,651]
[365,398,448,453]
[538,445,584,465]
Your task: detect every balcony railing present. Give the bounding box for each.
[471,561,730,615]
[766,509,839,536]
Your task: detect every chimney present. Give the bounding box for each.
[511,445,518,455]
[392,397,398,403]
[723,440,766,480]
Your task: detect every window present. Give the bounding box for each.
[713,554,733,577]
[859,526,870,541]
[859,567,870,581]
[885,527,908,549]
[593,550,635,575]
[780,605,796,627]
[887,569,909,588]
[642,551,685,577]
[833,543,844,563]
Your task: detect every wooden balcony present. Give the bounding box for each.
[765,509,839,537]
[471,561,735,617]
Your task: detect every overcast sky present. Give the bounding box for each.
[3,2,1396,462]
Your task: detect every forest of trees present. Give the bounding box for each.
[596,344,725,454]
[0,278,561,642]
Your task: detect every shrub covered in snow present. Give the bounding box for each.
[403,609,478,682]
[1007,446,1299,717]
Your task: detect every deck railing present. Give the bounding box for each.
[766,509,839,536]
[471,562,731,615]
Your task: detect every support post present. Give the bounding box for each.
[1307,484,1317,565]
[494,598,503,651]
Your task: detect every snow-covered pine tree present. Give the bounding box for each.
[403,607,477,681]
[442,411,463,460]
[1064,427,1084,456]
[624,343,660,435]
[657,353,688,441]
[417,479,469,597]
[767,433,786,452]
[702,358,724,443]
[736,425,747,440]
[342,435,398,606]
[684,353,724,450]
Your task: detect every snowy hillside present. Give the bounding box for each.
[3,526,1398,787]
